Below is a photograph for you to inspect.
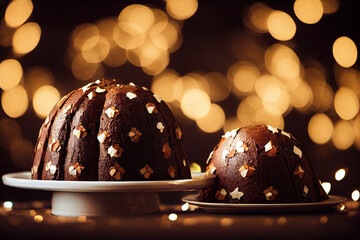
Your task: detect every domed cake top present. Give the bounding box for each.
[31,78,190,181]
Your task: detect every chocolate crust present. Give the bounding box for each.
[205,125,328,203]
[31,79,191,181]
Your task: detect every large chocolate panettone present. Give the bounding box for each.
[31,79,191,181]
[205,124,328,203]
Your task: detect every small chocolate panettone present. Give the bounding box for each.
[204,125,328,203]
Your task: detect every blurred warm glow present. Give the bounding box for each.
[336,68,360,97]
[0,118,22,150]
[265,44,300,82]
[1,85,28,118]
[82,36,110,63]
[227,61,260,96]
[33,85,60,118]
[166,0,198,20]
[237,95,262,126]
[71,53,99,80]
[103,44,127,67]
[352,190,360,201]
[118,4,154,34]
[34,215,43,223]
[96,18,117,44]
[174,76,201,101]
[290,81,313,111]
[203,72,231,102]
[3,201,13,210]
[223,116,242,133]
[332,120,355,150]
[334,87,359,120]
[308,113,333,144]
[113,22,146,50]
[0,59,23,91]
[12,22,41,54]
[354,114,360,151]
[10,138,34,170]
[255,108,285,129]
[181,89,211,119]
[321,0,340,14]
[246,2,272,33]
[332,36,358,68]
[310,80,333,112]
[73,24,99,51]
[0,21,15,47]
[267,11,296,41]
[25,66,55,97]
[5,0,33,28]
[321,182,331,194]
[151,69,179,102]
[294,0,323,24]
[335,168,346,181]
[196,104,225,133]
[261,84,290,116]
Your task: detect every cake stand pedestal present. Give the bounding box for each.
[2,171,214,217]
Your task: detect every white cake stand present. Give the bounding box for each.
[2,171,215,217]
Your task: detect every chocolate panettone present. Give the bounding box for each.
[205,125,328,203]
[31,79,191,181]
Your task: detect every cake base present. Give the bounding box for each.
[52,192,160,216]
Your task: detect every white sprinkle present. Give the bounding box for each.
[222,149,230,159]
[72,127,81,139]
[223,129,238,139]
[281,130,291,138]
[156,122,165,133]
[264,141,273,152]
[129,82,135,86]
[206,151,214,164]
[147,106,155,114]
[108,145,118,157]
[105,107,118,119]
[49,165,57,175]
[87,91,94,99]
[267,125,278,134]
[95,87,106,93]
[220,189,227,196]
[293,146,302,159]
[81,83,93,92]
[266,192,273,200]
[97,133,106,143]
[210,167,216,174]
[45,161,52,171]
[95,79,101,84]
[126,92,137,100]
[116,84,121,87]
[303,185,309,197]
[235,140,244,153]
[153,94,162,103]
[69,166,77,176]
[142,86,149,91]
[229,187,244,200]
[62,105,71,114]
[240,168,248,178]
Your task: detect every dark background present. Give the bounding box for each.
[0,0,359,202]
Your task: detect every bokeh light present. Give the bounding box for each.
[245,2,272,33]
[1,85,28,118]
[332,120,355,150]
[71,53,99,80]
[12,22,41,54]
[0,59,23,91]
[293,0,323,24]
[181,89,211,119]
[354,114,360,151]
[332,36,358,68]
[166,0,198,20]
[118,4,154,34]
[352,190,360,201]
[5,0,33,28]
[33,85,61,118]
[267,11,296,41]
[24,66,55,97]
[203,72,231,102]
[227,61,260,96]
[335,168,346,181]
[336,68,360,97]
[151,69,179,102]
[334,87,359,120]
[168,213,178,221]
[196,104,225,133]
[321,0,340,14]
[308,113,333,144]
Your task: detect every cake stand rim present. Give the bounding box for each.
[2,171,215,192]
